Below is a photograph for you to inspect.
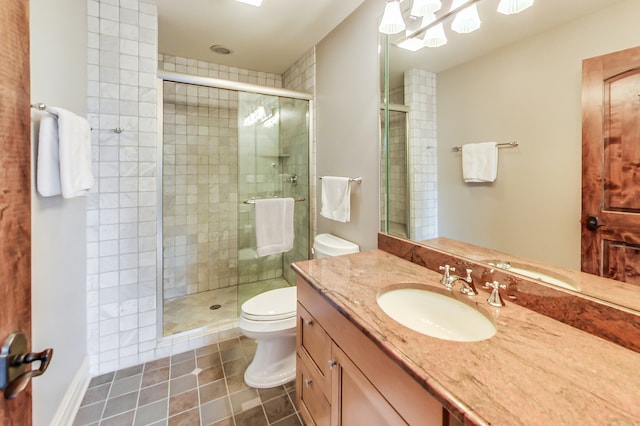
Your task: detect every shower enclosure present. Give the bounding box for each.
[158,73,310,336]
[380,105,410,239]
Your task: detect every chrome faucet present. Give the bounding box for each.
[438,265,477,296]
[484,280,507,307]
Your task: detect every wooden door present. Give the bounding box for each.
[0,0,33,423]
[582,45,640,285]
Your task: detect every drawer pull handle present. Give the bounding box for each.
[304,378,313,387]
[328,359,337,369]
[304,319,313,327]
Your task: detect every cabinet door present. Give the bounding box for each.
[331,344,407,426]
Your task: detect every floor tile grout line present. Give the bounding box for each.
[96,374,115,423]
[162,356,172,426]
[219,338,239,426]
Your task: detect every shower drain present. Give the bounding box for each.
[209,304,222,310]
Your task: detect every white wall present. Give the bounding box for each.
[316,0,385,250]
[30,0,89,424]
[437,0,640,270]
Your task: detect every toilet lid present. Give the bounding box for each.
[241,286,297,321]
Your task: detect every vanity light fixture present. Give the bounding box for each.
[410,0,443,17]
[389,0,533,51]
[379,0,406,35]
[423,21,447,47]
[450,0,481,34]
[497,0,534,15]
[234,0,263,6]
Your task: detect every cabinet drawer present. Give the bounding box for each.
[297,302,331,396]
[297,355,330,426]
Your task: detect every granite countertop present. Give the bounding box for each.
[292,249,640,425]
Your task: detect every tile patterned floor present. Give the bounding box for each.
[73,336,303,426]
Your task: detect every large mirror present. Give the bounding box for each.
[380,0,640,311]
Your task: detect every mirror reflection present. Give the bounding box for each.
[380,0,640,311]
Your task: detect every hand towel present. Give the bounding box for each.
[254,198,295,257]
[36,116,62,197]
[462,142,498,183]
[50,107,94,198]
[320,176,351,223]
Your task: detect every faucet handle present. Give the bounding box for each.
[438,265,455,273]
[438,265,455,287]
[485,280,506,307]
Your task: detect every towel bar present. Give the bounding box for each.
[451,141,518,152]
[30,102,109,132]
[319,176,362,184]
[30,103,58,118]
[244,197,306,204]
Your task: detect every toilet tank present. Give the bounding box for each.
[313,233,360,258]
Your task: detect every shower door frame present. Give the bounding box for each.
[381,103,411,240]
[156,70,314,339]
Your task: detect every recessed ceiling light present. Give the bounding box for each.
[235,0,263,6]
[210,45,233,55]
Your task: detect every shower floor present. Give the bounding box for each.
[163,277,291,336]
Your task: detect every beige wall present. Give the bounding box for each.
[316,0,384,251]
[437,0,640,269]
[30,0,88,424]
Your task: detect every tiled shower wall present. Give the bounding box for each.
[158,54,282,297]
[86,0,160,375]
[405,68,438,241]
[388,86,408,234]
[282,48,315,284]
[158,53,312,295]
[161,81,240,299]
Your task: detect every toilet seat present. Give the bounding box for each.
[241,286,297,321]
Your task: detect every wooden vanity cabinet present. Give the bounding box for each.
[295,275,444,426]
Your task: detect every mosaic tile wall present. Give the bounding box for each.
[86,0,161,375]
[158,54,283,298]
[159,53,313,295]
[161,82,240,299]
[405,68,438,241]
[282,49,315,282]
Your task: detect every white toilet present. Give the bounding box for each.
[239,233,359,388]
[312,233,360,259]
[239,286,297,388]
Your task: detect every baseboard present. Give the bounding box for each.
[49,356,90,426]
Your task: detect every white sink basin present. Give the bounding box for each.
[377,286,496,342]
[486,261,578,291]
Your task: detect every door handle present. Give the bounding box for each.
[0,332,53,399]
[586,215,604,232]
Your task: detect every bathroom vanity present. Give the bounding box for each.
[292,238,640,425]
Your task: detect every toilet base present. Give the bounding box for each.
[243,332,296,388]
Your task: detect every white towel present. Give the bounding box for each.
[254,198,295,257]
[49,107,94,198]
[320,176,351,223]
[462,142,498,183]
[37,116,62,197]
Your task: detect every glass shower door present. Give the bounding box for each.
[237,92,310,308]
